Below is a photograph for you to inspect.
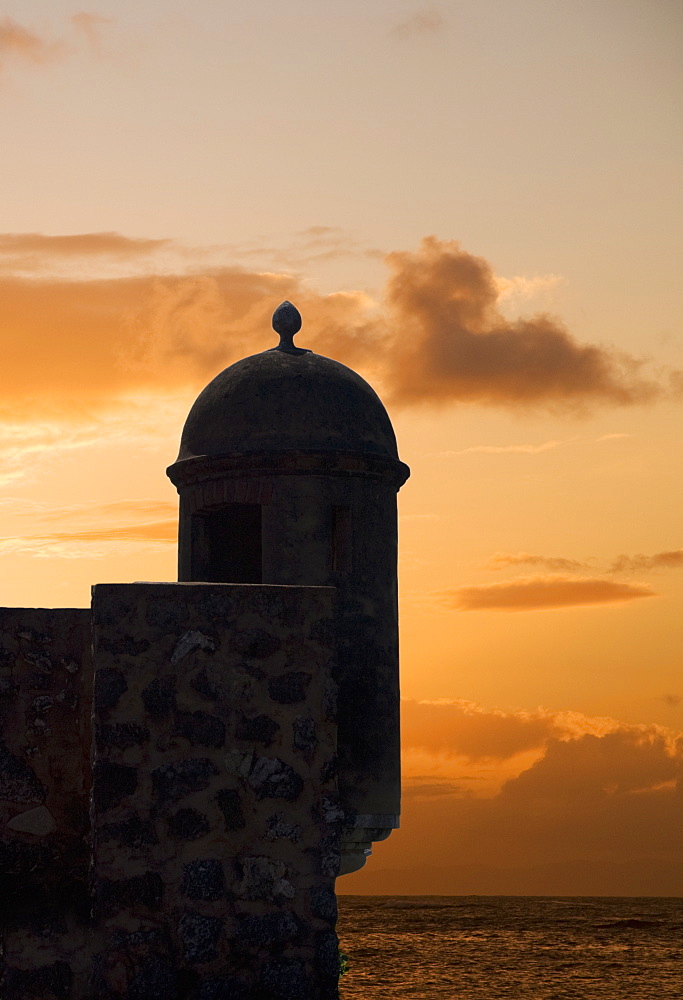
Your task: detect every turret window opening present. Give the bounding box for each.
[191,503,262,583]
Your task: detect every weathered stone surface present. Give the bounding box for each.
[0,743,46,803]
[238,856,295,901]
[190,667,221,701]
[236,911,302,947]
[0,638,13,658]
[94,667,128,712]
[0,610,112,992]
[224,748,253,777]
[196,976,249,1000]
[26,672,53,690]
[171,629,215,664]
[319,832,341,878]
[127,954,176,1000]
[316,929,342,986]
[0,676,18,697]
[249,757,303,801]
[96,871,164,916]
[98,634,150,657]
[260,957,309,1000]
[236,713,279,745]
[320,755,338,783]
[83,584,340,998]
[266,813,301,841]
[310,885,337,922]
[229,626,281,659]
[0,836,55,876]
[101,814,158,848]
[22,650,52,672]
[6,805,56,836]
[167,807,209,841]
[293,715,317,758]
[141,675,176,718]
[177,911,223,963]
[215,788,245,831]
[3,960,73,999]
[268,671,312,704]
[93,761,137,811]
[31,694,54,715]
[174,710,226,748]
[151,757,218,803]
[181,859,225,900]
[97,721,150,749]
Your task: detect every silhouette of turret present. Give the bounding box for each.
[167,301,410,873]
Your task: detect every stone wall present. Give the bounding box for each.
[0,607,92,965]
[1,585,342,1000]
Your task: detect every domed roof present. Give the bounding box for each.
[172,304,399,465]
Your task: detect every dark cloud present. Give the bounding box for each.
[439,575,656,612]
[489,547,683,577]
[402,780,464,799]
[502,729,679,802]
[611,549,683,573]
[381,237,666,408]
[489,551,587,572]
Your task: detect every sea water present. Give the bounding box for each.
[337,896,682,999]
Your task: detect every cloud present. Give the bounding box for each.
[403,700,556,761]
[389,8,447,40]
[0,398,184,487]
[401,698,622,764]
[438,575,656,611]
[501,728,680,802]
[0,520,176,558]
[439,439,572,457]
[0,231,171,264]
[0,498,178,558]
[360,709,683,884]
[0,269,295,415]
[0,18,61,65]
[662,694,681,707]
[611,549,683,573]
[402,780,464,799]
[381,237,668,408]
[0,14,112,76]
[488,552,588,572]
[435,434,630,458]
[487,543,683,577]
[495,272,564,307]
[0,232,677,430]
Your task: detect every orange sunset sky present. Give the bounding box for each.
[1,1,682,894]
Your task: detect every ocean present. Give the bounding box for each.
[337,896,683,999]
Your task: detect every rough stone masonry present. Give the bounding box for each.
[1,584,341,999]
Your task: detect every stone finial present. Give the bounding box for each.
[272,301,309,354]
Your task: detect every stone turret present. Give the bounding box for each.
[167,302,410,873]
